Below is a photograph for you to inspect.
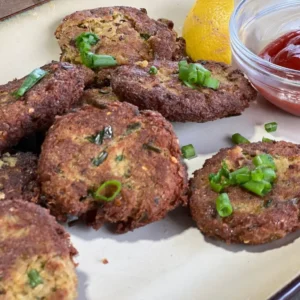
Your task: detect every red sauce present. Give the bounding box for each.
[256,31,300,116]
[260,30,300,71]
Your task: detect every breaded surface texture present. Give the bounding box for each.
[111,60,257,122]
[0,152,39,203]
[0,62,94,152]
[38,103,188,232]
[81,88,119,108]
[0,200,77,299]
[55,6,185,66]
[190,141,300,245]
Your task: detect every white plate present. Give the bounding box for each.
[1,1,300,299]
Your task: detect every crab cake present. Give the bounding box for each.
[38,103,188,232]
[111,60,257,123]
[0,152,39,203]
[190,141,300,245]
[0,62,94,152]
[0,200,77,299]
[55,6,185,67]
[81,88,119,108]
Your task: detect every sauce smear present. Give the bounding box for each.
[260,30,300,70]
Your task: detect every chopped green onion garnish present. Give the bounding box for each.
[231,133,250,145]
[252,154,276,169]
[251,168,264,182]
[203,77,220,90]
[178,60,219,90]
[265,122,278,133]
[183,80,196,89]
[75,32,100,49]
[262,137,274,143]
[236,173,251,184]
[149,66,158,75]
[14,68,48,98]
[93,180,122,202]
[28,269,43,288]
[75,32,117,69]
[210,180,224,193]
[261,168,277,183]
[230,167,250,184]
[216,193,233,217]
[181,144,196,159]
[242,180,271,196]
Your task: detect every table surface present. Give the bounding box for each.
[0,0,50,20]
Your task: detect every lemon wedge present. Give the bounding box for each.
[183,0,234,64]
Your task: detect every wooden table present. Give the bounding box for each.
[0,0,50,20]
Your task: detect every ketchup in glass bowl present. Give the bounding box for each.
[230,0,300,116]
[260,31,300,71]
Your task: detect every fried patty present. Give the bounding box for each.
[0,62,94,152]
[55,6,185,66]
[190,141,300,245]
[111,60,257,122]
[0,200,77,299]
[0,152,39,203]
[81,88,119,108]
[38,103,188,232]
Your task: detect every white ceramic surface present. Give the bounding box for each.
[1,1,300,299]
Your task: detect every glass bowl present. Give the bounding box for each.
[230,0,300,115]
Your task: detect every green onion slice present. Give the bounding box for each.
[14,68,48,98]
[181,144,196,159]
[203,77,220,90]
[94,180,122,202]
[149,66,158,75]
[178,60,219,90]
[236,173,251,184]
[242,180,272,196]
[262,137,274,143]
[232,133,250,145]
[75,32,117,69]
[75,32,100,48]
[252,154,276,169]
[265,122,278,133]
[216,193,233,217]
[28,269,43,288]
[261,167,277,183]
[251,168,264,182]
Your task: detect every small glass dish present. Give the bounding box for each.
[230,0,300,116]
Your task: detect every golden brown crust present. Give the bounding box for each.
[111,60,257,122]
[55,6,186,66]
[0,152,39,203]
[0,62,95,152]
[189,141,300,245]
[38,103,188,232]
[0,200,77,299]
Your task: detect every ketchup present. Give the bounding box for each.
[260,30,300,70]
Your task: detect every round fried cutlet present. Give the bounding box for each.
[0,62,94,152]
[0,200,77,299]
[55,6,185,66]
[190,141,300,245]
[111,60,257,123]
[38,103,188,233]
[81,88,119,108]
[0,152,39,203]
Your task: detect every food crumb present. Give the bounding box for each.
[101,258,109,264]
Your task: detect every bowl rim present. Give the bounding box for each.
[230,0,300,78]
